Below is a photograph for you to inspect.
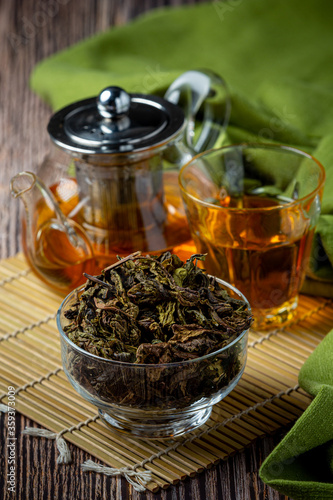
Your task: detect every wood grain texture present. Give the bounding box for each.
[1,412,290,500]
[0,1,290,498]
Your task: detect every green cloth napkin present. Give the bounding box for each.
[259,329,333,499]
[30,0,333,287]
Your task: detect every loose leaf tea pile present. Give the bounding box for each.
[62,252,253,410]
[64,252,252,364]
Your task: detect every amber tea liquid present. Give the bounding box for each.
[188,194,314,328]
[26,174,195,292]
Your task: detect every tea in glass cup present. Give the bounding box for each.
[179,144,325,329]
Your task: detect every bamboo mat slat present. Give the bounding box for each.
[0,253,332,492]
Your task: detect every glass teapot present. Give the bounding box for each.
[11,70,230,292]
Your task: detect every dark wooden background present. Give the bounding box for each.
[0,1,290,498]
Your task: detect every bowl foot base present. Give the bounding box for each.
[98,406,212,439]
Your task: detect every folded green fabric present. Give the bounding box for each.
[259,329,333,499]
[30,0,333,287]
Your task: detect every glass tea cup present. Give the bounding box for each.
[179,144,326,330]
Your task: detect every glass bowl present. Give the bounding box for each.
[57,278,250,439]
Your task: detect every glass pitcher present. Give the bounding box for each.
[11,70,230,292]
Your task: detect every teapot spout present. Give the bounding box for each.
[11,171,78,246]
[11,171,36,200]
[10,171,94,291]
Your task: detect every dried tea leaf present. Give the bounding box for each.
[63,252,253,410]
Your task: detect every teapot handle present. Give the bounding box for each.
[164,69,231,153]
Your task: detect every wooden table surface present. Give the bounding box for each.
[0,1,290,498]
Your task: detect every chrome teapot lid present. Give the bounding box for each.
[47,86,185,155]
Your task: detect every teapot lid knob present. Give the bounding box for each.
[97,86,130,118]
[47,85,184,155]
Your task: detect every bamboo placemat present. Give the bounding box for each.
[1,253,332,492]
